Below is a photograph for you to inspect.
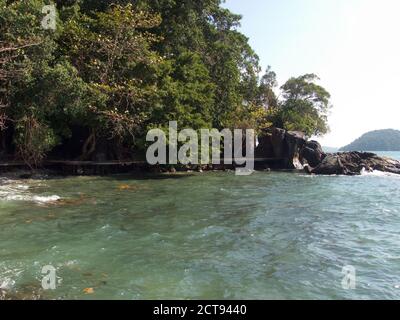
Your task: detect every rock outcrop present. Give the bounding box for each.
[256,128,400,175]
[300,140,326,168]
[306,151,400,175]
[256,128,306,169]
[285,131,307,169]
[270,128,287,159]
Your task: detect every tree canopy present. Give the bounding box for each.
[262,73,331,137]
[0,0,332,164]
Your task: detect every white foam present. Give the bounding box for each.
[299,169,400,178]
[5,195,30,201]
[32,195,61,203]
[360,169,400,178]
[15,184,29,190]
[4,194,61,203]
[0,278,15,290]
[0,180,60,203]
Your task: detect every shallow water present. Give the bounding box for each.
[1,153,400,300]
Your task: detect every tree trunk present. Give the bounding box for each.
[79,132,96,161]
[0,131,6,154]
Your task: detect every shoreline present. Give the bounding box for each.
[0,158,288,178]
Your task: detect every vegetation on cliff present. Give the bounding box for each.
[0,0,332,165]
[340,129,400,152]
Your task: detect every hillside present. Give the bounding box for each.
[340,129,400,151]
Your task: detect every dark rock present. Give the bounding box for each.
[169,167,177,173]
[19,173,33,179]
[94,152,107,162]
[304,164,312,174]
[300,140,326,168]
[285,131,306,169]
[309,151,400,175]
[310,154,347,175]
[271,128,286,159]
[256,128,307,169]
[255,133,274,158]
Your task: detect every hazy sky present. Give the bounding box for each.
[224,0,400,147]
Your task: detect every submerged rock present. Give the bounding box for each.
[307,151,400,175]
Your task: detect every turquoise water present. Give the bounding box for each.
[368,151,400,160]
[1,152,400,300]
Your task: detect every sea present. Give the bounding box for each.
[1,152,400,299]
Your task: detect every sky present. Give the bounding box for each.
[223,0,400,148]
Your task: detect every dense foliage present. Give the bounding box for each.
[340,129,400,151]
[0,0,332,164]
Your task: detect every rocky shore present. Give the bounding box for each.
[305,151,400,175]
[1,127,400,177]
[255,127,400,176]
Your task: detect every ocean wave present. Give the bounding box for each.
[0,180,61,204]
[0,277,15,290]
[360,169,400,178]
[32,195,61,203]
[3,194,61,204]
[299,169,400,178]
[0,266,24,290]
[299,173,342,178]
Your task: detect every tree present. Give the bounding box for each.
[257,66,278,110]
[1,1,164,163]
[0,0,62,163]
[134,0,261,129]
[148,51,216,132]
[0,0,332,165]
[270,74,331,137]
[57,4,163,159]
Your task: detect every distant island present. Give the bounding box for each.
[340,129,400,151]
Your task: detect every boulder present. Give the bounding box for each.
[285,131,306,169]
[309,154,348,175]
[256,128,307,169]
[255,133,274,158]
[300,140,326,168]
[271,128,286,159]
[309,151,400,175]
